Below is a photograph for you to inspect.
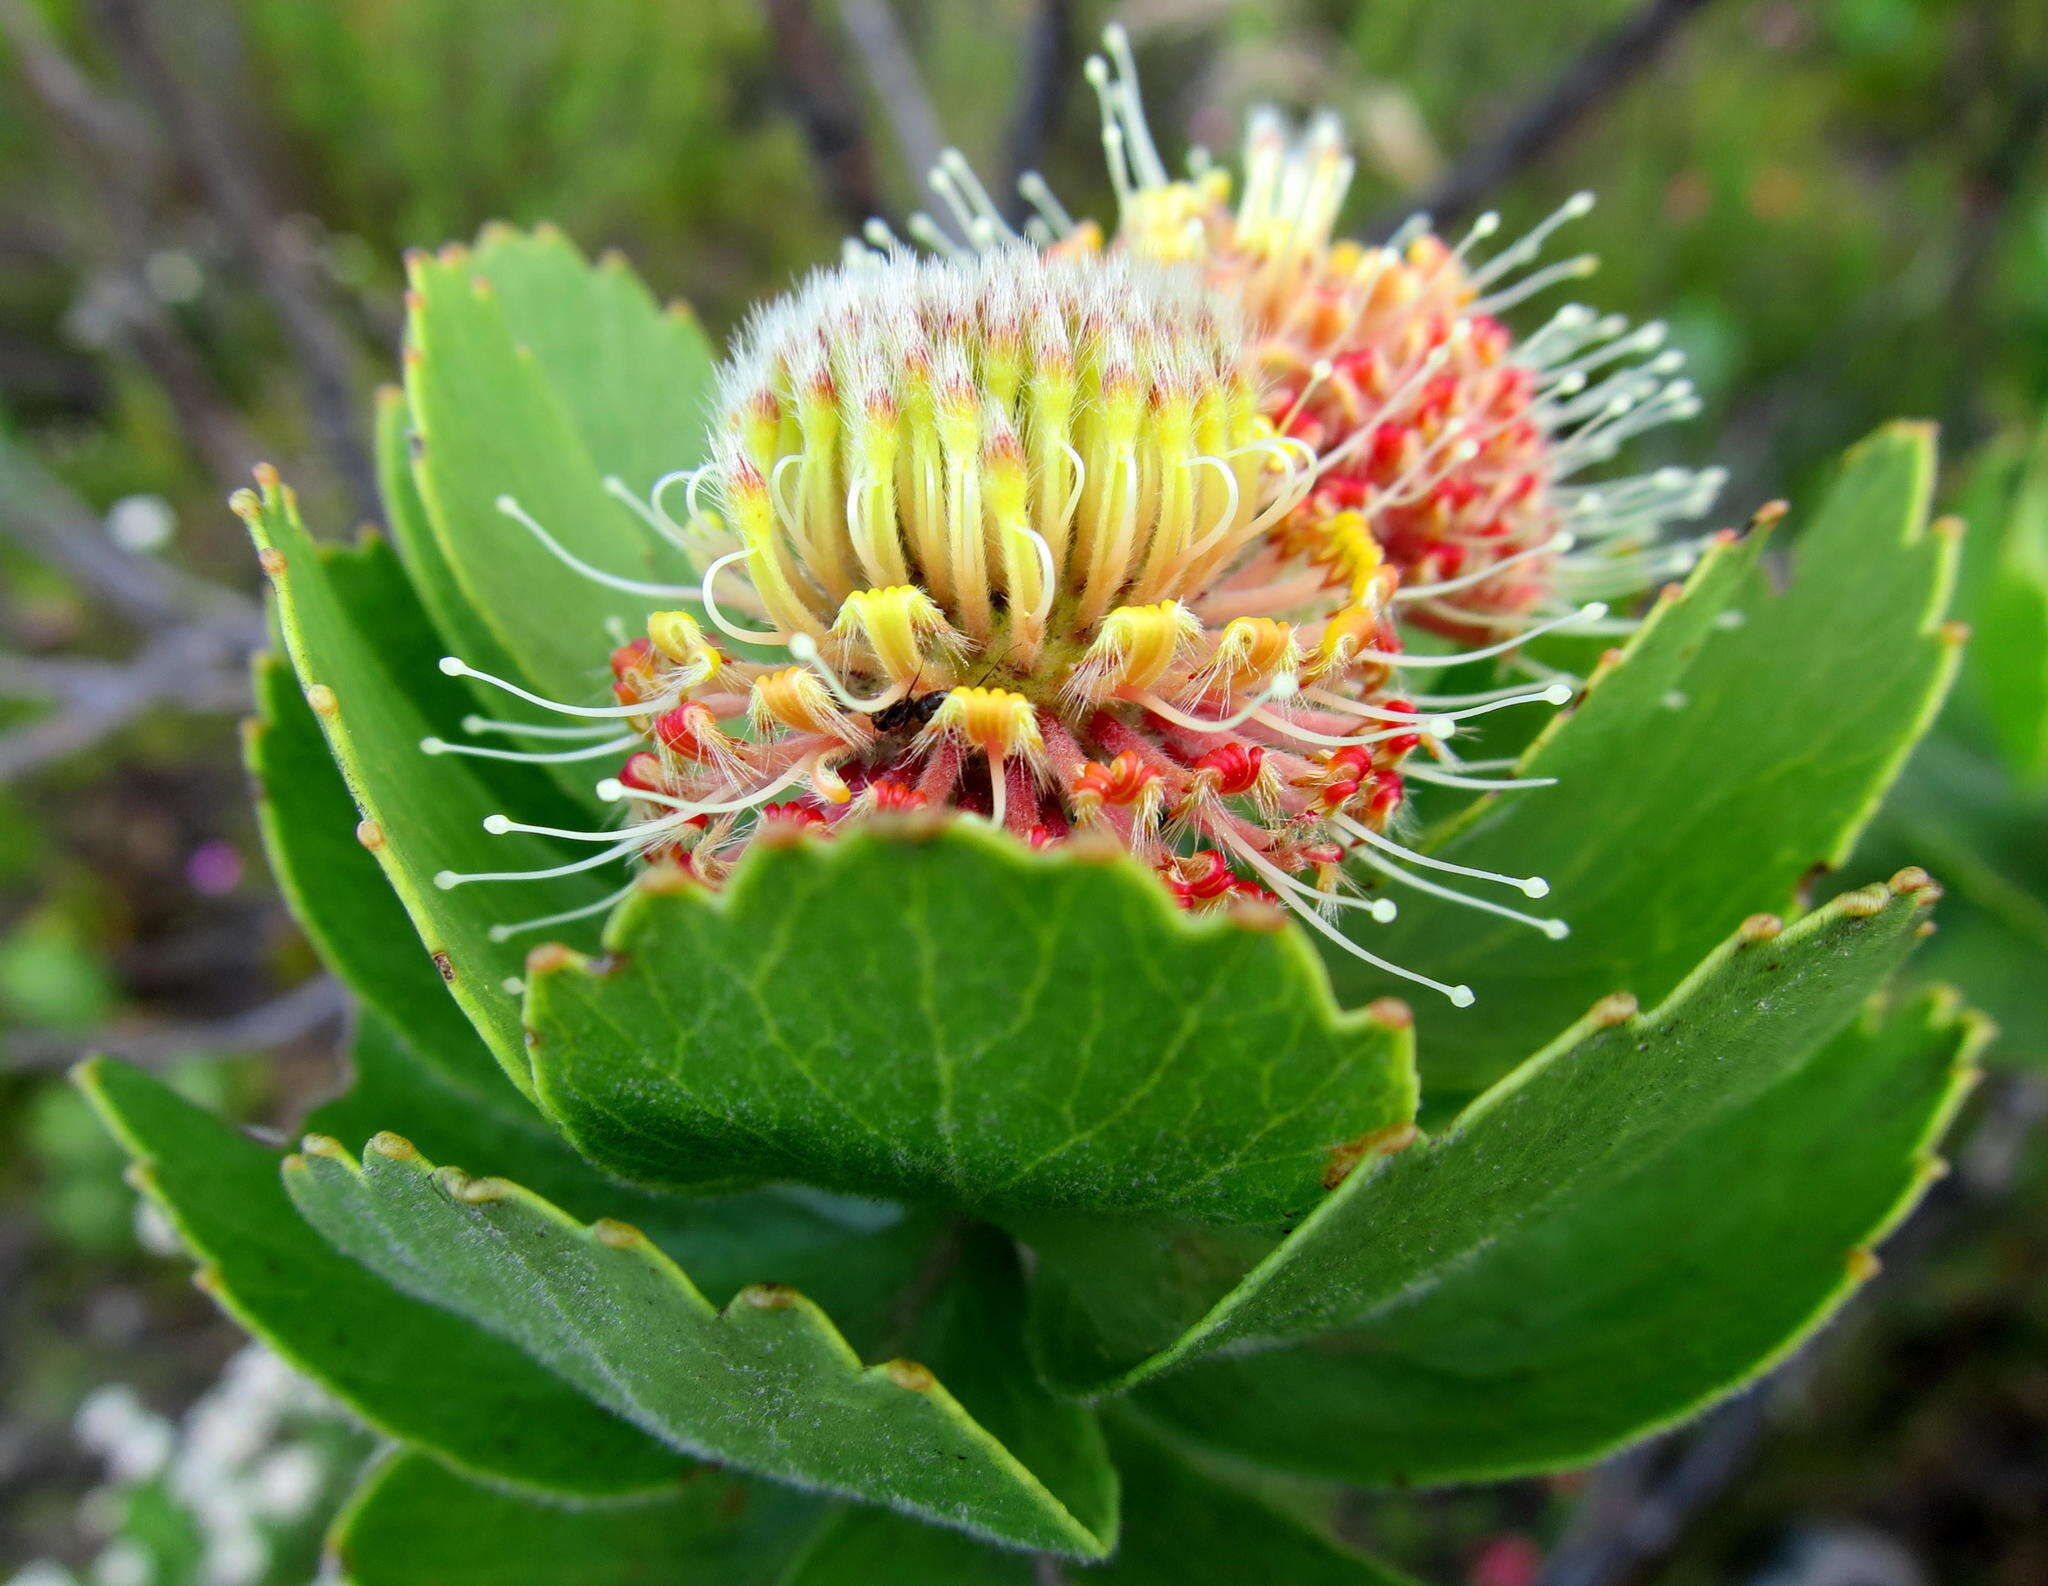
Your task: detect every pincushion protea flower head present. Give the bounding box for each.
[893,25,1727,638]
[430,246,1585,1004]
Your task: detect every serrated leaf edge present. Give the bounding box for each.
[241,471,541,1099]
[284,1128,1116,1560]
[522,816,1421,1217]
[70,1057,691,1502]
[1037,873,1949,1397]
[1313,983,1991,1488]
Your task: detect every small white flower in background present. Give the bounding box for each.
[170,1346,339,1585]
[247,1446,325,1520]
[24,1346,353,1586]
[89,1544,150,1586]
[104,495,177,555]
[196,1523,266,1586]
[142,249,205,306]
[73,1386,172,1486]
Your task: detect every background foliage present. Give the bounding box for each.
[1,0,2044,1582]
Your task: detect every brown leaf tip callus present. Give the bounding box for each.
[634,862,701,897]
[1225,895,1288,933]
[523,942,577,978]
[1323,1121,1420,1189]
[885,1359,936,1392]
[1839,883,1897,918]
[1365,997,1413,1030]
[447,1172,509,1205]
[1589,991,1640,1028]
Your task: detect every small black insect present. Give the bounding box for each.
[872,689,950,735]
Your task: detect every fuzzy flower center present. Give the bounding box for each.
[707,250,1294,700]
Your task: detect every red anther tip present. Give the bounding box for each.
[611,639,653,667]
[617,751,664,793]
[1194,741,1265,798]
[654,703,719,759]
[759,802,827,829]
[868,779,929,813]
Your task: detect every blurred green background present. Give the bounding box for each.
[2,1,2045,1582]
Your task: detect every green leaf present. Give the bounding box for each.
[1956,414,2048,784]
[1026,875,1941,1394]
[310,1015,940,1354]
[1349,422,1961,1093]
[332,1407,1417,1586]
[241,470,617,1096]
[1088,1416,1418,1585]
[780,1410,1424,1584]
[401,230,707,703]
[332,1452,819,1586]
[284,1134,1118,1558]
[911,1228,1117,1550]
[469,222,719,499]
[776,1512,1033,1582]
[1132,980,1983,1486]
[524,820,1417,1223]
[76,1058,685,1498]
[374,383,526,700]
[247,647,519,1110]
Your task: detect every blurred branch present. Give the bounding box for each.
[91,272,270,483]
[0,435,260,785]
[0,432,254,630]
[0,0,160,178]
[840,0,947,197]
[997,0,1074,222]
[1541,1383,1781,1586]
[1,0,266,484]
[4,974,347,1072]
[0,624,253,784]
[88,0,379,523]
[761,0,886,227]
[1380,0,1725,231]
